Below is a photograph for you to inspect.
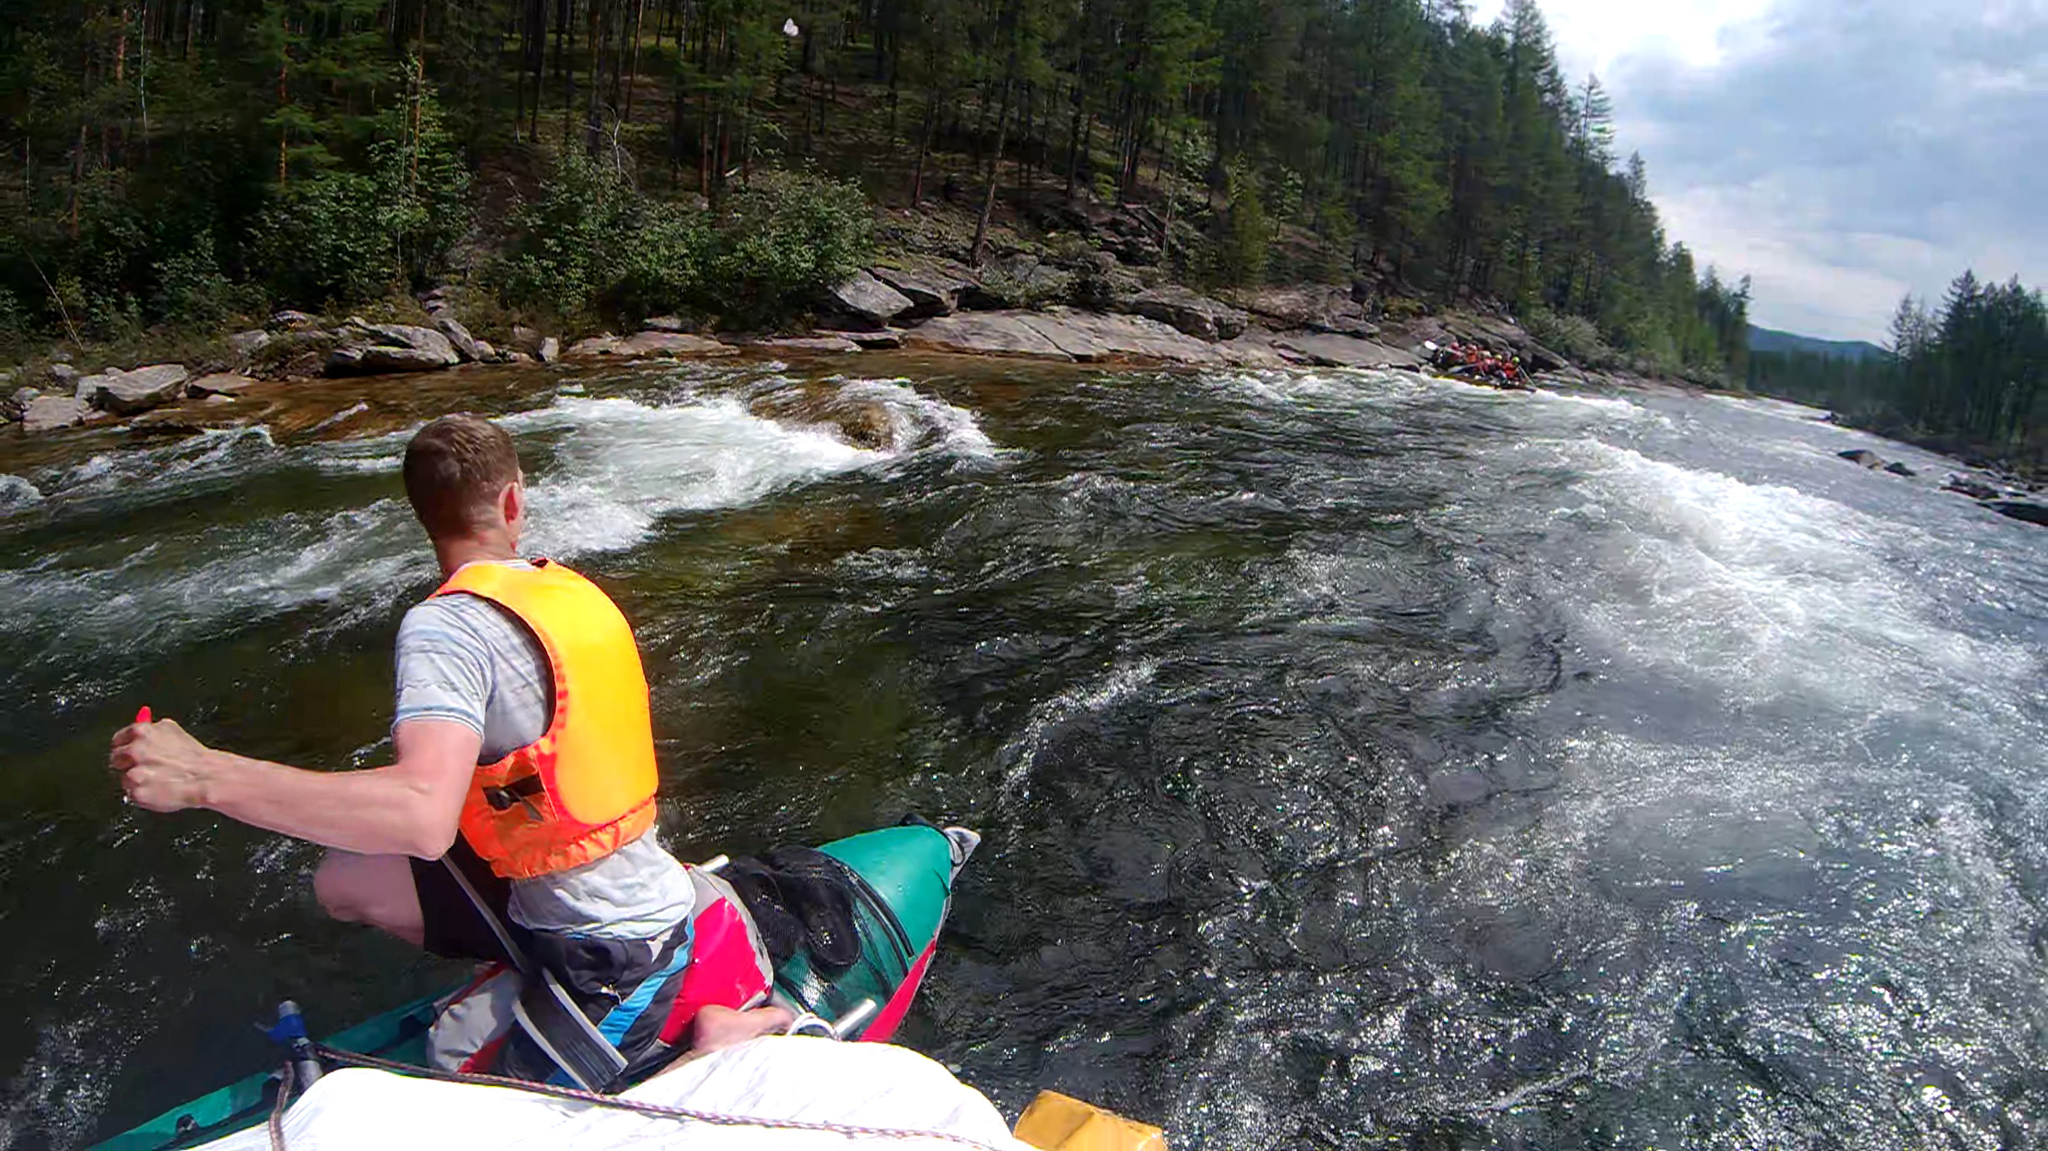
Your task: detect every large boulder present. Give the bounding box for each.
[1122,285,1248,341]
[228,329,273,356]
[539,336,561,364]
[86,364,191,414]
[21,395,90,432]
[819,271,916,330]
[1989,501,2048,527]
[870,260,975,319]
[327,322,461,375]
[434,316,486,362]
[899,312,1074,361]
[3,386,41,422]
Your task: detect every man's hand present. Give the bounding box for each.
[110,716,219,812]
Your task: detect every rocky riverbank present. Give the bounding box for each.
[7,256,2040,528]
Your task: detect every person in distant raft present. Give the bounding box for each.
[110,414,787,1077]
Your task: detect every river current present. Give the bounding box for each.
[2,358,2044,1149]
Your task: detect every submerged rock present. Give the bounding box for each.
[1989,501,2048,527]
[1944,475,2001,501]
[1839,449,1885,469]
[1884,461,1919,478]
[567,331,735,359]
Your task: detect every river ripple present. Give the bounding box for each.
[1,360,2044,1148]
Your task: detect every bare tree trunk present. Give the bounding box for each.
[908,86,938,206]
[622,0,645,124]
[969,76,1013,268]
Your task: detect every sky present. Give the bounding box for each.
[1471,0,2048,343]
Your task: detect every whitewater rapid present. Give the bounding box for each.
[1,359,2043,1148]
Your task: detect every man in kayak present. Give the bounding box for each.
[110,414,788,1070]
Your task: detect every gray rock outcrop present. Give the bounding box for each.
[1122,285,1248,341]
[871,260,975,319]
[327,322,461,375]
[228,330,273,356]
[187,373,263,397]
[820,271,916,330]
[900,312,1074,360]
[21,395,90,432]
[434,316,486,362]
[84,364,192,414]
[1237,286,1378,337]
[1272,333,1424,369]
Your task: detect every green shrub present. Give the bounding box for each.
[712,170,873,324]
[152,233,250,328]
[1524,305,1616,367]
[253,171,398,305]
[497,160,872,328]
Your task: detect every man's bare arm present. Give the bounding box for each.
[110,718,480,859]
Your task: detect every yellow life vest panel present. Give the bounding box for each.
[430,559,659,880]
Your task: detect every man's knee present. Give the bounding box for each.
[314,853,370,922]
[315,853,422,944]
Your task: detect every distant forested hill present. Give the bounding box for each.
[1747,326,1886,361]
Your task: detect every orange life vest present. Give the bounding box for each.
[429,560,660,880]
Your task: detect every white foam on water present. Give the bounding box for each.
[505,394,888,555]
[1552,438,2040,721]
[4,388,1000,689]
[1529,388,1643,416]
[832,377,999,459]
[998,658,1160,798]
[0,474,42,511]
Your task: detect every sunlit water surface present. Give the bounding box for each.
[2,360,2044,1148]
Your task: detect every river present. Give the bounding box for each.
[2,357,2044,1149]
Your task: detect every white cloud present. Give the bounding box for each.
[1471,0,2048,342]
